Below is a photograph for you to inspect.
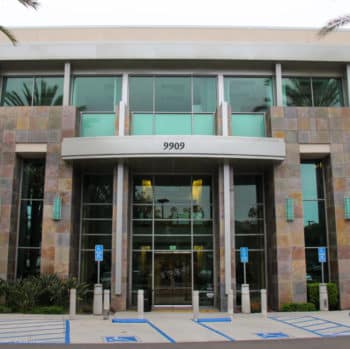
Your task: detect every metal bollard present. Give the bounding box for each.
[227,289,234,316]
[93,284,103,315]
[193,290,199,320]
[241,284,251,314]
[137,290,144,319]
[69,288,76,319]
[261,289,267,315]
[103,289,110,320]
[319,283,329,311]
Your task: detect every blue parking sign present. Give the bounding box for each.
[95,245,104,262]
[318,247,326,263]
[240,247,249,263]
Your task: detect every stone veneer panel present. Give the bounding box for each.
[0,106,78,279]
[269,106,350,310]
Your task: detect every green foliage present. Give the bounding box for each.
[30,306,66,314]
[0,305,12,313]
[307,283,339,310]
[281,302,316,312]
[0,274,88,313]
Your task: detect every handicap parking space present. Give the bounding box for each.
[0,316,68,344]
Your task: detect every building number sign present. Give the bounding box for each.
[163,142,185,150]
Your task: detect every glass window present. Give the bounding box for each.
[80,174,113,289]
[283,77,344,107]
[283,77,312,106]
[129,76,153,112]
[155,77,191,112]
[129,76,217,113]
[301,161,329,282]
[193,77,217,113]
[72,76,122,112]
[313,78,343,107]
[17,159,45,279]
[33,77,63,106]
[234,175,266,293]
[1,77,34,106]
[224,77,273,112]
[1,77,63,106]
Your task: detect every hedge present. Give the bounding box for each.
[307,283,339,310]
[281,302,316,312]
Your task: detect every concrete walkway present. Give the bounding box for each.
[1,311,350,344]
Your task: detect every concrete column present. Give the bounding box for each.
[93,284,103,315]
[63,62,71,106]
[103,289,110,319]
[241,284,251,314]
[69,288,76,318]
[137,290,144,319]
[275,63,283,106]
[118,101,126,136]
[115,163,124,295]
[223,163,232,294]
[319,284,329,311]
[192,290,199,320]
[227,289,234,315]
[261,289,267,315]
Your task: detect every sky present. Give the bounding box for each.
[0,0,349,28]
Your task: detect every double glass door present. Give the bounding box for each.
[131,175,214,307]
[154,253,192,305]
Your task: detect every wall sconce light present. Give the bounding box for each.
[52,195,62,221]
[285,198,294,222]
[344,197,350,220]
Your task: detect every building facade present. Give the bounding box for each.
[1,26,350,311]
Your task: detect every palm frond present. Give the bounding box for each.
[17,0,40,9]
[319,14,350,36]
[0,26,17,44]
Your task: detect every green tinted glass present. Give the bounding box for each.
[224,77,273,112]
[231,113,265,137]
[313,78,343,106]
[33,77,63,106]
[1,77,33,106]
[72,76,122,112]
[301,162,324,200]
[155,77,191,112]
[132,113,153,135]
[129,76,153,111]
[193,114,215,135]
[81,113,115,136]
[193,77,217,112]
[282,77,312,106]
[155,114,191,134]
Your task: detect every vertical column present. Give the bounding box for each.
[115,163,124,295]
[275,63,283,107]
[346,64,350,107]
[63,63,71,107]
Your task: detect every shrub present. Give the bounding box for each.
[307,283,339,310]
[0,305,11,313]
[281,302,316,312]
[1,274,89,313]
[31,306,66,314]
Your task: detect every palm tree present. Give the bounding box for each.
[0,1,39,44]
[319,14,350,36]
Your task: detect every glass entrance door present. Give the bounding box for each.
[154,253,192,305]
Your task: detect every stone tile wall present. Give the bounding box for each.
[0,106,78,279]
[269,106,350,309]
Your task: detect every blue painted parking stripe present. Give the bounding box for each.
[193,320,235,342]
[65,320,70,344]
[197,317,232,323]
[111,318,175,343]
[112,318,147,323]
[287,318,316,324]
[146,320,176,343]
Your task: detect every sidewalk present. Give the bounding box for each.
[0,311,350,344]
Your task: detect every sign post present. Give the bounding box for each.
[318,246,326,284]
[240,247,249,284]
[240,247,250,314]
[95,244,104,284]
[318,246,328,311]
